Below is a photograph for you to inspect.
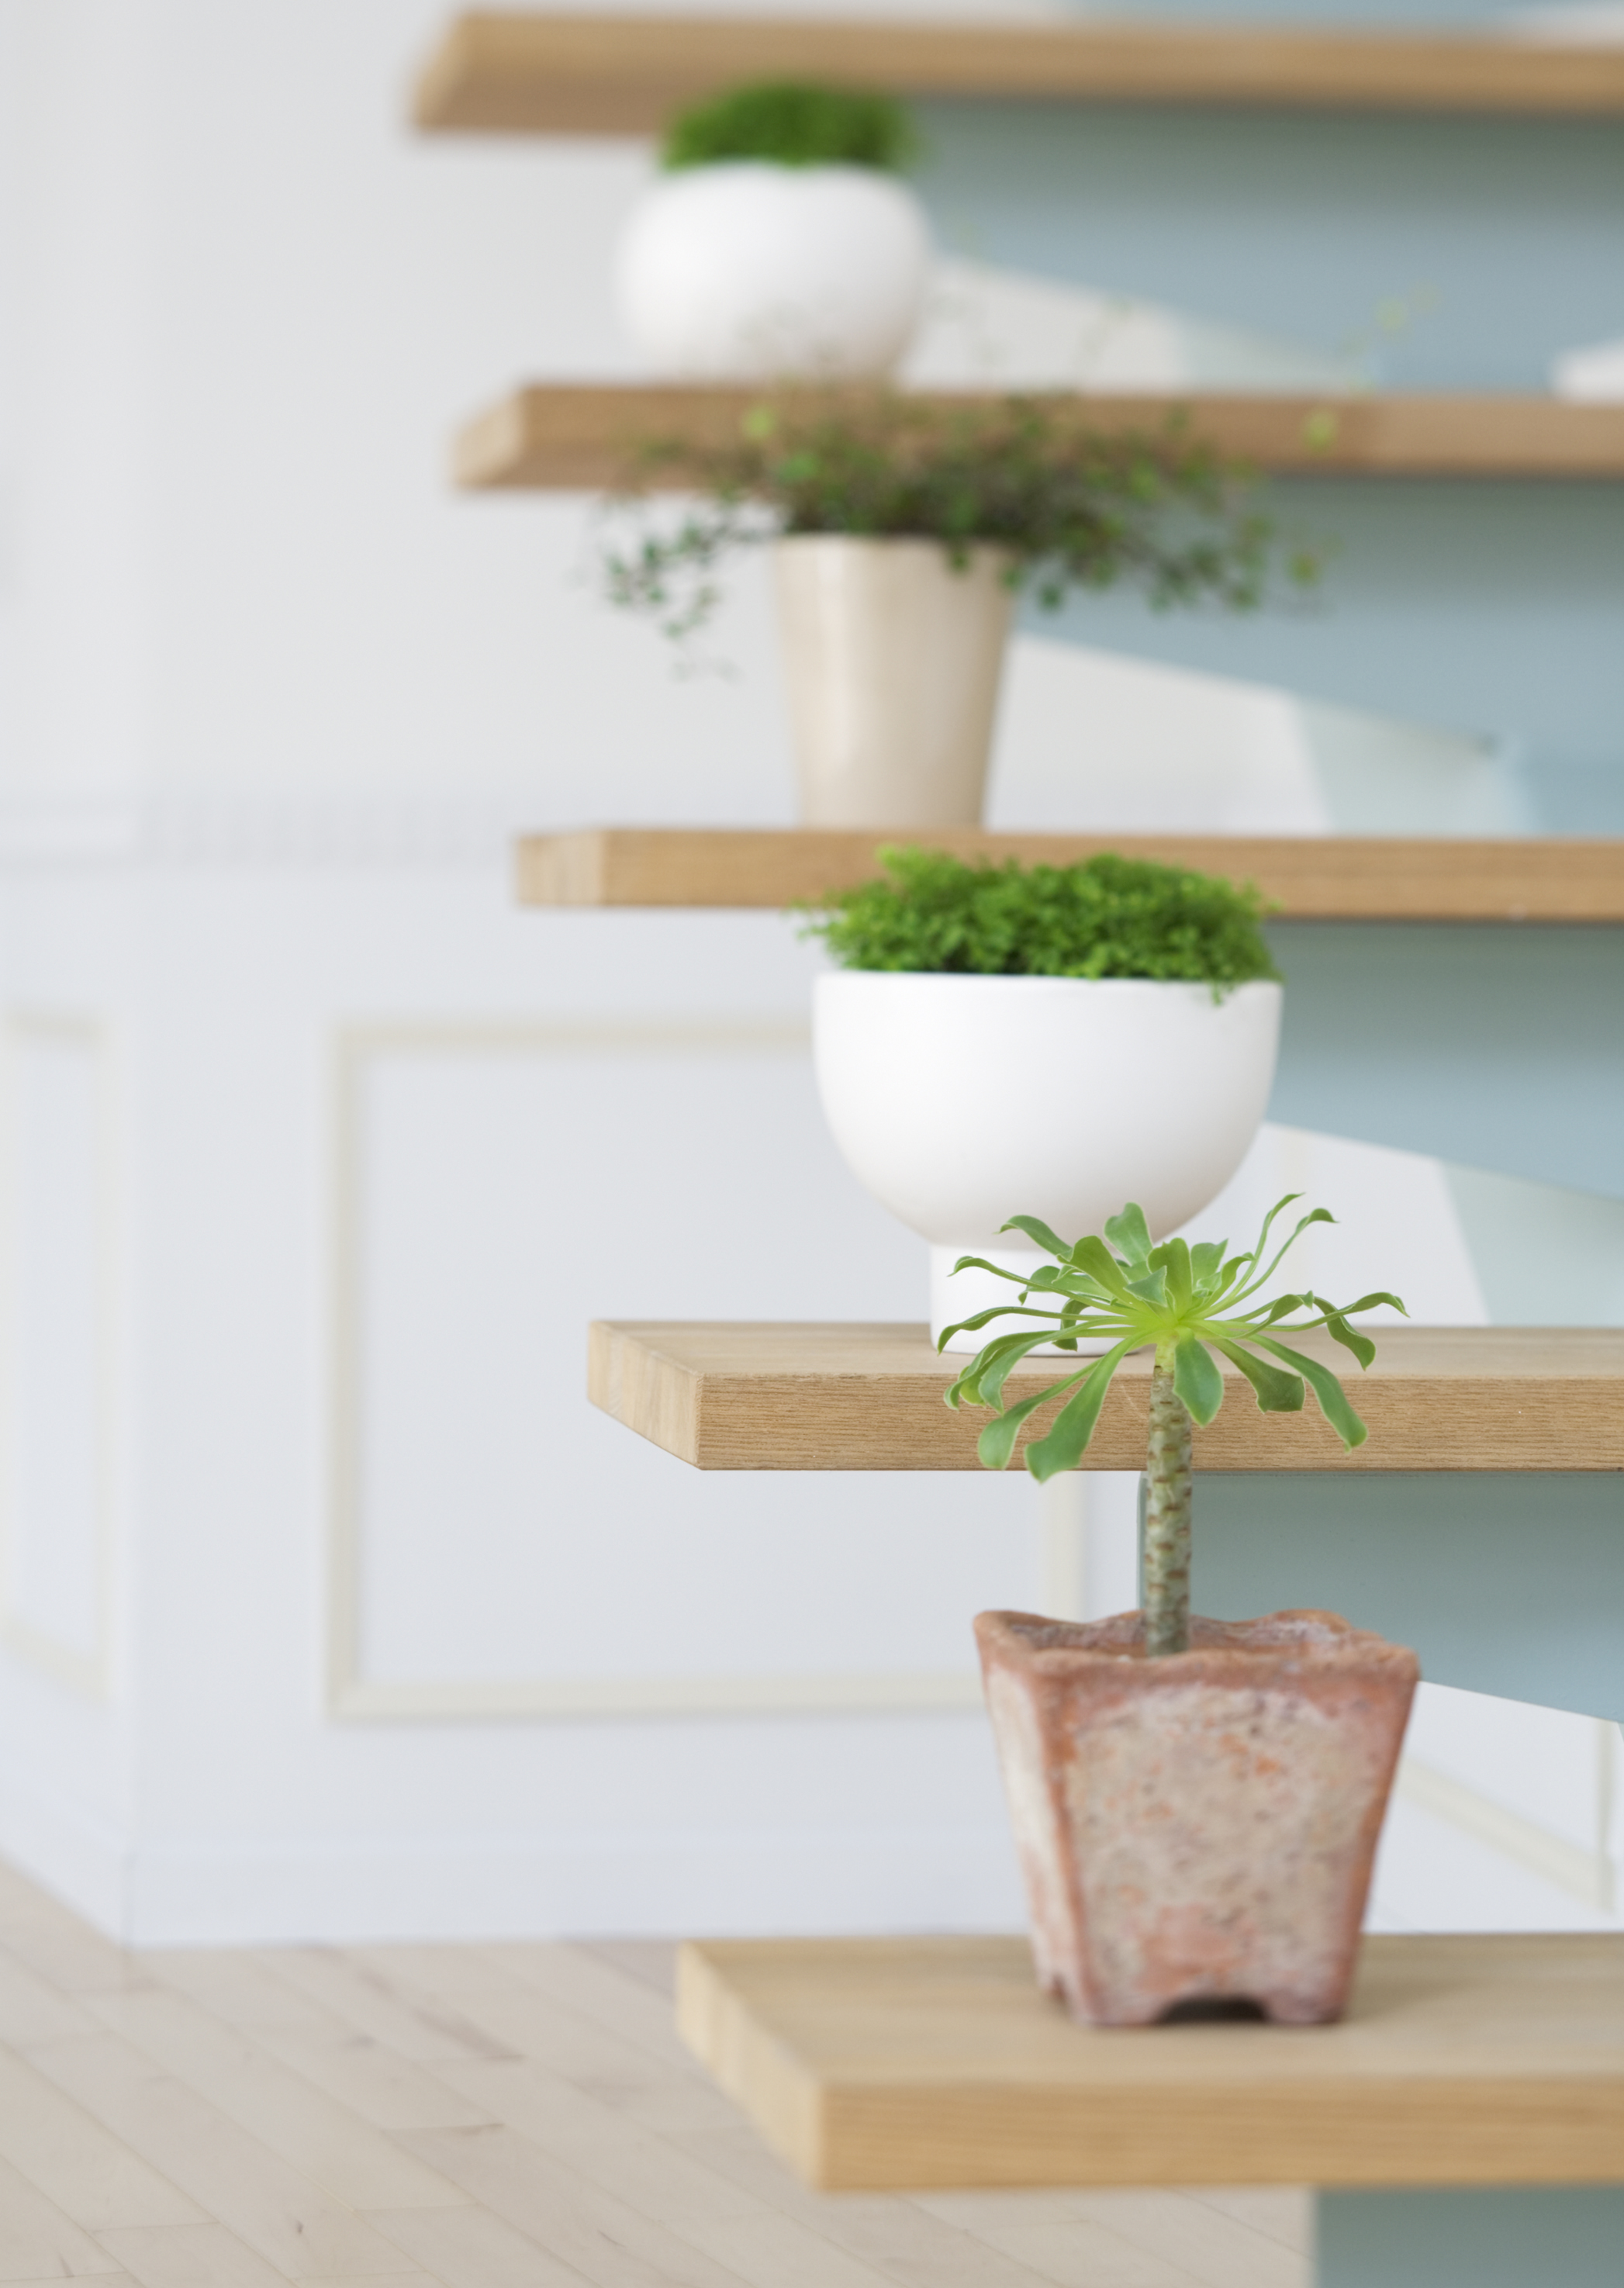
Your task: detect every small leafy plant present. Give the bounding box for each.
[800,846,1280,990]
[662,81,917,173]
[942,1197,1405,1656]
[603,395,1316,645]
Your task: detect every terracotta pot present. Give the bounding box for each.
[975,1607,1418,2027]
[772,537,1013,825]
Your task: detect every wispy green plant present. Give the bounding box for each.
[602,395,1317,645]
[942,1197,1405,1657]
[799,846,1279,993]
[662,81,917,173]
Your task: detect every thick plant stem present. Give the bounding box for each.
[1144,1352,1193,1657]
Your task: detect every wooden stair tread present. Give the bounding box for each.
[588,1322,1624,1472]
[517,829,1624,919]
[456,385,1624,488]
[416,14,1624,133]
[677,1931,1624,2188]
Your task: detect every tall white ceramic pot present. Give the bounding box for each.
[775,537,1014,826]
[814,971,1283,1348]
[615,162,930,381]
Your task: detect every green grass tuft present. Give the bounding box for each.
[662,81,916,172]
[798,847,1282,991]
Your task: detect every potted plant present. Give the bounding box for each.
[614,81,930,382]
[947,1194,1418,2027]
[604,395,1308,826]
[803,846,1284,1341]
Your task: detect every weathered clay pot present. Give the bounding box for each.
[975,1608,1419,2027]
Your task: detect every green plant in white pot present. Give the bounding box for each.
[947,1195,1419,2027]
[614,82,929,382]
[604,396,1312,826]
[805,846,1285,1343]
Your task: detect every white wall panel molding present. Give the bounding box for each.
[328,1019,992,1723]
[0,1013,115,1698]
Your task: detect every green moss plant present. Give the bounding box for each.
[603,394,1318,645]
[662,81,916,173]
[799,846,1281,992]
[942,1198,1405,1656]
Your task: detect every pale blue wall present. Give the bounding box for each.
[913,100,1624,825]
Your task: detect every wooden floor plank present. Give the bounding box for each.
[19,2031,416,2281]
[487,1944,704,2071]
[678,2212,917,2288]
[670,2126,1087,2288]
[966,2217,1197,2287]
[83,1986,470,2216]
[0,2045,207,2231]
[1183,2189,1313,2252]
[248,1950,517,2069]
[365,2201,600,2288]
[376,1964,711,2104]
[1060,2192,1305,2288]
[251,2024,497,2135]
[0,1949,98,2048]
[93,2223,295,2288]
[392,2122,764,2288]
[435,2055,765,2225]
[0,2146,128,2278]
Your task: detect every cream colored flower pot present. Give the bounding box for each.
[773,537,1013,826]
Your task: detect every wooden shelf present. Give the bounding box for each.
[416,14,1624,132]
[518,829,1624,920]
[455,385,1624,488]
[588,1322,1624,1473]
[678,1932,1624,2189]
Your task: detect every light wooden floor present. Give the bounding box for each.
[0,1858,1310,2288]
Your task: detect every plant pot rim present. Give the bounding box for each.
[817,969,1282,996]
[661,157,908,181]
[976,1606,1418,1679]
[773,533,1016,558]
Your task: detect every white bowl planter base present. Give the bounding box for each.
[775,537,1013,827]
[814,971,1284,1348]
[615,163,930,383]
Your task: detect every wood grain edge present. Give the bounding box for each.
[819,2075,1624,2190]
[677,1941,825,2183]
[587,1321,703,1465]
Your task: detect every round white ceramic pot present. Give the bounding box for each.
[775,537,1013,826]
[814,971,1283,1350]
[615,163,930,381]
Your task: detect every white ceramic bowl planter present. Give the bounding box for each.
[814,971,1284,1348]
[775,537,1013,825]
[615,161,930,382]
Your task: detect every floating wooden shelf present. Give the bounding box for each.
[678,1932,1624,2190]
[518,829,1624,920]
[416,14,1624,133]
[456,385,1624,489]
[588,1323,1624,1474]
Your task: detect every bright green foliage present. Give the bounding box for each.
[602,396,1314,645]
[662,81,916,172]
[800,847,1280,992]
[942,1194,1405,1485]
